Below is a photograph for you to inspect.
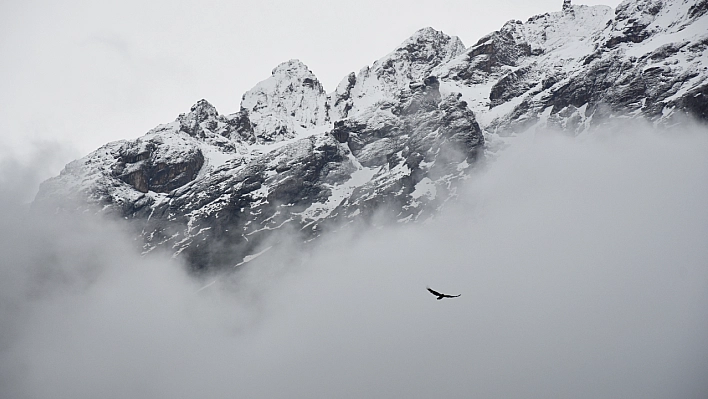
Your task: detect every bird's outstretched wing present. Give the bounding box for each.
[427,287,461,299]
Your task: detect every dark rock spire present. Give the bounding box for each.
[563,0,572,12]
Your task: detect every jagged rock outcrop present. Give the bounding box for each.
[35,0,707,271]
[112,138,204,194]
[329,76,482,223]
[177,99,255,145]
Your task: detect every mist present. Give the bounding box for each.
[1,121,707,398]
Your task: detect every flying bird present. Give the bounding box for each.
[427,287,461,300]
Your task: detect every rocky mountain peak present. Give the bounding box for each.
[271,59,316,78]
[187,99,218,122]
[563,0,572,12]
[401,27,466,57]
[169,99,254,146]
[381,27,466,81]
[329,27,466,120]
[241,59,329,142]
[177,99,222,138]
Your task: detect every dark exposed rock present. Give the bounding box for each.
[563,0,572,12]
[672,83,708,121]
[689,0,708,18]
[400,76,442,114]
[489,65,536,108]
[224,109,256,143]
[648,42,688,61]
[462,28,530,75]
[330,72,357,119]
[605,0,664,48]
[112,139,204,194]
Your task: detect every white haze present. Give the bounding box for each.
[1,121,707,398]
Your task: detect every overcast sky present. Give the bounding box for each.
[2,2,707,397]
[1,0,622,184]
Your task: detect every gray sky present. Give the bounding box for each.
[0,0,622,180]
[1,120,706,398]
[1,2,706,397]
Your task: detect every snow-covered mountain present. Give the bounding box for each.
[242,59,330,142]
[35,0,707,270]
[329,27,467,120]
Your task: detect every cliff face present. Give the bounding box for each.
[35,0,708,270]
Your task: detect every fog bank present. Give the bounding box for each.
[1,122,707,398]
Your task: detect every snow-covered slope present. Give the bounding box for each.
[433,0,708,134]
[35,0,707,270]
[241,59,330,142]
[329,27,467,120]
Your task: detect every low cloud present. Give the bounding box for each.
[1,121,707,398]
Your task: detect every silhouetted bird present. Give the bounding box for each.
[427,287,461,300]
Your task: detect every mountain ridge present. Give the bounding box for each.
[35,0,708,270]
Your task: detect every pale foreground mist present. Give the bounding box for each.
[1,121,707,398]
